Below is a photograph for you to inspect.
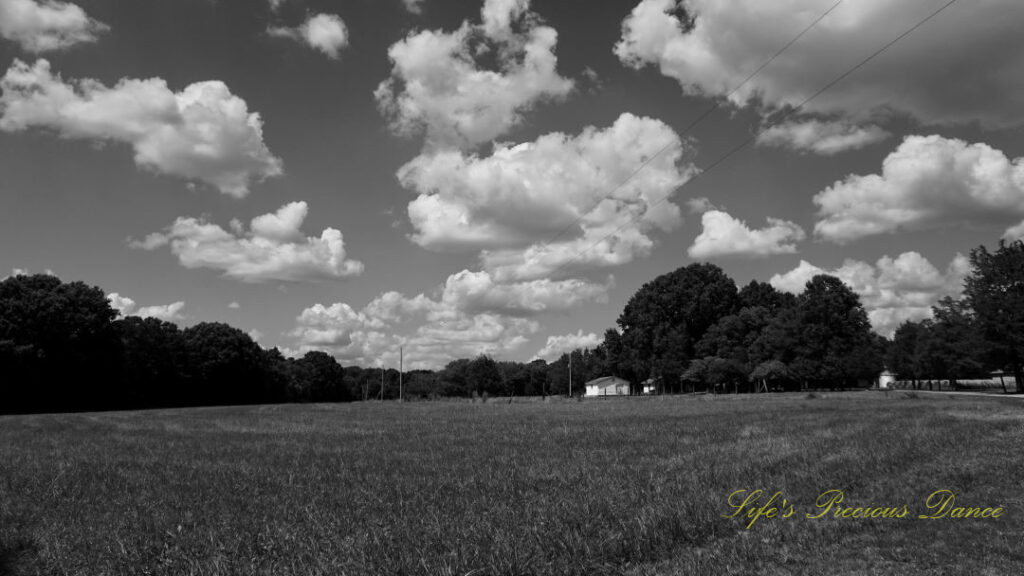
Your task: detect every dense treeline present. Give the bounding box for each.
[2,239,1021,413]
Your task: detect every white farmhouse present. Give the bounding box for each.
[584,376,632,397]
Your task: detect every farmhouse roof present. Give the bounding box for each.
[585,376,630,388]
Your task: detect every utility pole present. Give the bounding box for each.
[380,366,384,401]
[399,346,403,402]
[568,352,572,398]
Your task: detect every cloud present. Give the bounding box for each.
[1004,221,1024,242]
[106,292,186,322]
[228,301,240,309]
[287,299,539,370]
[615,0,1024,129]
[287,265,607,369]
[398,112,695,280]
[0,0,108,52]
[132,201,364,283]
[769,251,969,336]
[687,210,805,258]
[375,0,573,149]
[685,196,716,214]
[813,135,1024,243]
[403,0,424,15]
[268,13,349,59]
[533,330,602,361]
[0,59,283,197]
[756,120,889,155]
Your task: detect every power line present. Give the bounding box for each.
[545,0,959,280]
[539,0,843,250]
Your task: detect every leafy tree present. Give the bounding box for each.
[0,274,119,412]
[738,280,796,312]
[749,360,793,391]
[695,306,772,378]
[618,263,738,392]
[116,316,191,408]
[182,322,269,405]
[467,355,503,396]
[889,321,926,385]
[793,275,882,387]
[297,351,349,401]
[964,239,1024,392]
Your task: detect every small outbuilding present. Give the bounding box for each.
[584,376,632,397]
[877,370,896,389]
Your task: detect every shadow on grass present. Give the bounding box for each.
[0,536,36,576]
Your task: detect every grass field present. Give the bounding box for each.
[1,392,1023,575]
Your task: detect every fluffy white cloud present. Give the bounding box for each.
[287,266,607,369]
[106,293,185,322]
[0,59,283,197]
[533,330,602,361]
[813,135,1024,243]
[375,0,573,149]
[769,251,969,336]
[287,300,538,370]
[228,301,240,309]
[132,201,364,283]
[399,113,695,280]
[1004,221,1024,242]
[615,0,1024,129]
[403,0,424,14]
[0,0,108,52]
[756,120,889,155]
[269,13,349,59]
[688,210,805,258]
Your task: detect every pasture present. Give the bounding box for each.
[1,392,1022,575]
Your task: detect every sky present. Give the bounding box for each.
[1,0,1023,370]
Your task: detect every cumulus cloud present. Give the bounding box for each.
[268,13,349,59]
[287,266,607,369]
[228,301,240,309]
[0,59,283,197]
[756,120,889,155]
[403,0,424,14]
[287,299,539,370]
[1004,221,1024,242]
[769,251,969,336]
[0,0,108,52]
[131,201,364,283]
[106,293,186,322]
[615,0,1024,129]
[399,113,695,280]
[533,330,602,361]
[813,135,1024,243]
[688,210,805,258]
[375,0,573,149]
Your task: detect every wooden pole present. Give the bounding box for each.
[568,352,572,398]
[399,346,403,402]
[380,367,384,401]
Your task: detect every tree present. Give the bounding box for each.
[618,263,739,392]
[792,275,882,387]
[964,239,1024,392]
[116,316,191,408]
[889,321,926,385]
[182,322,269,405]
[695,306,772,380]
[738,280,796,312]
[0,274,119,412]
[467,355,502,396]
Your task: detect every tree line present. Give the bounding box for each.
[1,239,1021,413]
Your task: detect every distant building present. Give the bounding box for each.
[878,370,896,389]
[584,376,631,397]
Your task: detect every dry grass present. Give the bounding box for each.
[1,393,1022,575]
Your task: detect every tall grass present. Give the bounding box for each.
[1,394,1021,575]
